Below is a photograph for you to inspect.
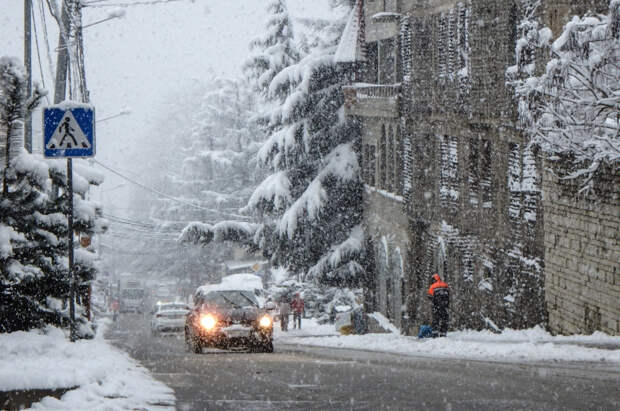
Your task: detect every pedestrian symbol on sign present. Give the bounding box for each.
[46,110,91,150]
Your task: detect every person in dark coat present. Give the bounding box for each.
[279,296,291,332]
[427,273,450,337]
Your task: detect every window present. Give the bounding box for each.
[437,3,470,84]
[379,125,386,189]
[369,145,377,187]
[468,138,479,206]
[366,42,379,83]
[386,125,394,192]
[481,139,493,207]
[364,144,377,187]
[379,38,397,84]
[394,128,404,195]
[439,135,459,210]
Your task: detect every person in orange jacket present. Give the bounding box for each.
[427,273,450,337]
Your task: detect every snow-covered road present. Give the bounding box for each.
[104,313,619,410]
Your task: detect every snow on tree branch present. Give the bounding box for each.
[243,170,291,214]
[278,143,360,239]
[508,1,620,184]
[307,224,364,282]
[179,221,259,247]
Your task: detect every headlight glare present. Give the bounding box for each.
[199,314,217,330]
[259,315,272,328]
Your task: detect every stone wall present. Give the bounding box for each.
[543,163,620,335]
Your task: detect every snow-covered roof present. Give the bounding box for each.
[334,1,365,63]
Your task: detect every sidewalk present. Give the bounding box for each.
[275,318,620,365]
[0,319,175,410]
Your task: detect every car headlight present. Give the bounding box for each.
[199,314,217,330]
[259,315,272,328]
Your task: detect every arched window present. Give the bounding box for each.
[386,125,393,192]
[369,145,377,187]
[379,125,386,189]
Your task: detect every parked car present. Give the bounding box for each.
[185,286,273,353]
[150,302,190,335]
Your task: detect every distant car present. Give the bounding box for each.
[120,287,145,313]
[150,302,190,335]
[185,288,273,353]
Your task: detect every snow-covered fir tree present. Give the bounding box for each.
[116,78,265,283]
[0,57,104,335]
[242,0,299,102]
[182,3,365,288]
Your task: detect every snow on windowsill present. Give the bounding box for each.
[365,184,404,203]
[371,12,401,21]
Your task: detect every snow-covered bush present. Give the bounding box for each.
[508,1,620,188]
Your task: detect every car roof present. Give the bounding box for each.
[196,273,263,295]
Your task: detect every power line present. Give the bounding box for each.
[83,0,186,8]
[31,1,51,105]
[93,159,250,220]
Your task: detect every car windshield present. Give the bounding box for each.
[201,291,258,309]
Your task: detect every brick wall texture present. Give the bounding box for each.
[543,164,620,335]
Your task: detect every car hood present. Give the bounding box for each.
[201,306,263,324]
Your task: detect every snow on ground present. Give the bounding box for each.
[0,320,174,410]
[275,318,620,365]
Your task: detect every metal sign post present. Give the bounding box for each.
[43,103,95,342]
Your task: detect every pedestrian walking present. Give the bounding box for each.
[427,273,449,337]
[291,293,304,330]
[279,297,291,332]
[111,298,120,324]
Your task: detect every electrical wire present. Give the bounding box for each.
[39,0,56,84]
[31,0,51,105]
[83,0,186,8]
[93,159,250,220]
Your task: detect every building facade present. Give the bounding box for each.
[339,0,612,334]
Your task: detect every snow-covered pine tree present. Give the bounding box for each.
[242,0,299,102]
[0,56,61,332]
[1,57,104,335]
[182,3,365,287]
[116,78,264,284]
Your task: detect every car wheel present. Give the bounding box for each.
[262,340,274,353]
[185,328,197,353]
[185,328,201,353]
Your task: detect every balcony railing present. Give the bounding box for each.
[343,83,400,118]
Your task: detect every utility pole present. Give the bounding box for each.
[24,0,32,153]
[52,0,76,342]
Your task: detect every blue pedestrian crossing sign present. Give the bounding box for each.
[43,102,95,158]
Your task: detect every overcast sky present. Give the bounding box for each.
[0,0,332,213]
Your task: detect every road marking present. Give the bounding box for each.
[287,384,318,389]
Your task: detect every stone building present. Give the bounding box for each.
[337,0,612,334]
[543,164,619,335]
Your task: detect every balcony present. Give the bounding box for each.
[343,83,400,118]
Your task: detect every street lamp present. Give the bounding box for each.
[97,108,131,123]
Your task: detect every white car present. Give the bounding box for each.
[150,302,190,335]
